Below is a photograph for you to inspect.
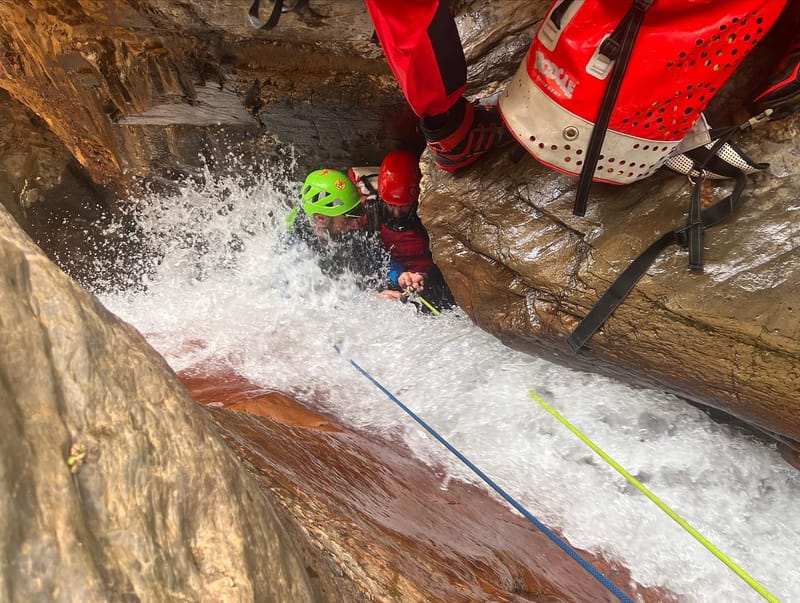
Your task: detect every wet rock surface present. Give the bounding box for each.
[182,366,676,603]
[2,0,800,600]
[418,111,800,451]
[0,0,420,190]
[0,0,424,284]
[0,204,320,602]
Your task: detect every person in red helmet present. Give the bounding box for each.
[378,150,428,273]
[375,150,453,308]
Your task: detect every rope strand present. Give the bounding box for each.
[335,345,634,602]
[529,390,779,603]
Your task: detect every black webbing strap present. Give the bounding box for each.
[687,174,704,270]
[248,0,284,30]
[573,0,654,217]
[566,170,748,353]
[359,173,380,197]
[684,133,755,270]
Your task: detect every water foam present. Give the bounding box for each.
[95,166,800,603]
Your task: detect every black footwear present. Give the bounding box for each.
[752,41,800,115]
[420,97,514,172]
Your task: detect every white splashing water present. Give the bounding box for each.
[95,167,799,603]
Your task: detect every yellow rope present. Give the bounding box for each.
[416,293,440,315]
[528,390,779,603]
[403,287,440,315]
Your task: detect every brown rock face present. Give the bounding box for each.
[0,203,321,602]
[0,0,425,285]
[417,1,800,452]
[181,365,676,603]
[418,112,800,450]
[0,0,421,193]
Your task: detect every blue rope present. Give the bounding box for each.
[335,345,634,603]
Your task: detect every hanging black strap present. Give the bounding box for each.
[684,131,750,271]
[358,173,380,198]
[248,0,284,30]
[566,170,748,353]
[687,174,704,270]
[573,0,654,217]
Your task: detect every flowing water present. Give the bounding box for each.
[95,163,799,603]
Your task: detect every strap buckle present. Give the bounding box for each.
[739,108,774,132]
[586,35,616,79]
[687,169,706,187]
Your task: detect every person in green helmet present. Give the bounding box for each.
[286,168,390,294]
[290,168,376,240]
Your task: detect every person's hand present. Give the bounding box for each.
[398,271,426,291]
[380,289,405,302]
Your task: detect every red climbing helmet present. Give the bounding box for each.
[378,151,421,206]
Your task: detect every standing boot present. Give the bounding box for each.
[420,97,514,173]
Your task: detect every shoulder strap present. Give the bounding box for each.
[573,0,654,217]
[683,133,767,270]
[358,173,380,198]
[567,168,750,353]
[549,0,579,28]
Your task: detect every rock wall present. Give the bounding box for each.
[0,0,424,187]
[0,0,425,285]
[0,203,328,601]
[415,4,800,450]
[419,111,800,449]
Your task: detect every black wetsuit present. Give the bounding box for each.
[290,213,390,292]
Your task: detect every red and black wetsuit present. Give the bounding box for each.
[355,199,451,309]
[380,211,434,275]
[351,167,435,275]
[364,0,465,118]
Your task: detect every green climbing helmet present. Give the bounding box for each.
[301,169,361,217]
